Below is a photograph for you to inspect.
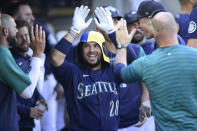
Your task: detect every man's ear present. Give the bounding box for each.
[2,27,8,36]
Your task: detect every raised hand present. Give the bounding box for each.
[94,7,115,34]
[30,24,46,58]
[71,5,92,34]
[115,18,135,46]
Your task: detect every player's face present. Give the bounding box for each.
[15,26,30,53]
[7,18,18,45]
[127,21,144,43]
[82,41,102,70]
[17,5,35,26]
[138,17,154,39]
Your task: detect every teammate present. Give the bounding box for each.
[50,5,120,131]
[124,11,154,55]
[0,14,44,131]
[10,20,47,131]
[187,3,197,48]
[114,12,197,131]
[175,0,197,43]
[95,6,154,131]
[2,2,58,130]
[136,0,186,49]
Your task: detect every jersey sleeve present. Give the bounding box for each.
[120,57,144,83]
[0,48,31,94]
[187,7,197,39]
[52,59,74,85]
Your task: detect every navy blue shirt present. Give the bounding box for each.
[187,6,197,39]
[0,83,19,131]
[53,38,120,131]
[140,41,154,55]
[175,13,190,43]
[11,50,44,129]
[109,43,144,128]
[154,34,186,49]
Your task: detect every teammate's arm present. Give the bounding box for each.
[50,5,92,67]
[20,25,45,98]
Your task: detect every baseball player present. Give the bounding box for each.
[124,11,154,55]
[175,0,197,43]
[136,0,186,49]
[0,14,44,131]
[114,11,197,131]
[187,3,197,48]
[95,6,155,131]
[10,20,47,131]
[50,5,121,131]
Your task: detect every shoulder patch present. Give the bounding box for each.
[188,21,197,34]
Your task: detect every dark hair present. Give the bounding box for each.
[15,20,30,29]
[2,0,29,17]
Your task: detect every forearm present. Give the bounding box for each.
[141,83,150,103]
[20,57,41,98]
[50,30,79,67]
[114,48,127,66]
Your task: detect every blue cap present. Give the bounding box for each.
[124,11,138,24]
[103,5,122,19]
[137,0,166,18]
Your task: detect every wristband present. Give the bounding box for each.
[66,32,77,40]
[55,38,72,55]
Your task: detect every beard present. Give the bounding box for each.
[9,36,28,53]
[82,55,103,68]
[7,35,17,46]
[131,31,144,43]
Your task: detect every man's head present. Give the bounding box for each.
[124,11,144,44]
[78,31,109,70]
[13,20,30,54]
[97,6,122,42]
[137,0,166,39]
[2,1,35,26]
[1,14,18,46]
[151,12,178,44]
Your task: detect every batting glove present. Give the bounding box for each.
[94,7,115,34]
[71,5,92,34]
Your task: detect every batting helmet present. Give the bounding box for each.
[79,31,110,63]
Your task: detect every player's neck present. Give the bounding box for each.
[181,4,193,14]
[0,38,9,48]
[136,38,146,45]
[91,64,101,71]
[157,35,178,47]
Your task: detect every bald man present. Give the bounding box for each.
[114,12,197,130]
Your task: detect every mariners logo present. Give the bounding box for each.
[188,21,197,34]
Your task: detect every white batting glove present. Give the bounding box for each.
[71,5,92,34]
[94,7,115,34]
